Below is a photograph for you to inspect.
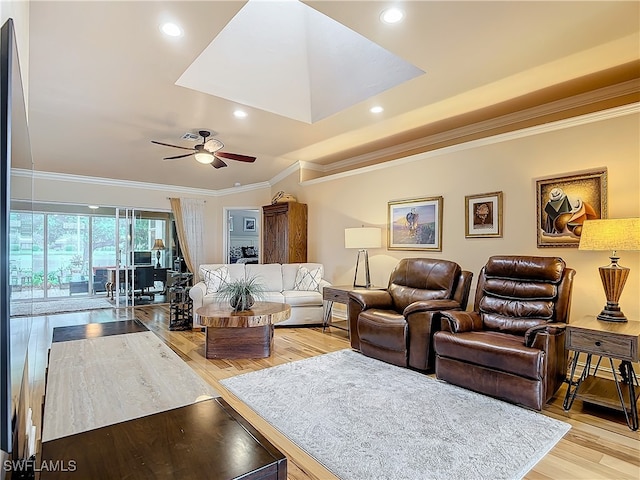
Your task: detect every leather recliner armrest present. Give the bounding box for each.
[440,310,482,333]
[523,323,567,348]
[348,290,393,311]
[404,299,461,316]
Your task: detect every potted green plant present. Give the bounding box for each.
[215,276,265,311]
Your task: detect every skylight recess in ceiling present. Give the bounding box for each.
[176,0,424,123]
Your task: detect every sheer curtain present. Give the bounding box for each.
[169,198,205,280]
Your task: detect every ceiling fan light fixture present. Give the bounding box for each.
[194,150,214,164]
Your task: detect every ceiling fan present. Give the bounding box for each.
[151,130,256,169]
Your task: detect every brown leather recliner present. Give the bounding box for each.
[348,258,472,371]
[433,255,575,410]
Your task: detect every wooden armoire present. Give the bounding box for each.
[262,201,307,264]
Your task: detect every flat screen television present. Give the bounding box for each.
[133,251,152,266]
[1,18,32,457]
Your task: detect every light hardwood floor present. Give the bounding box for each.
[23,305,640,480]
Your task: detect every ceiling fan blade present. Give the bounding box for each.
[215,151,256,163]
[163,153,193,161]
[151,140,194,151]
[211,157,228,169]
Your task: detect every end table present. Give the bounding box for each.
[563,315,640,430]
[323,285,386,334]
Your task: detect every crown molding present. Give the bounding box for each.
[315,80,640,175]
[301,102,640,185]
[11,169,271,197]
[268,161,301,185]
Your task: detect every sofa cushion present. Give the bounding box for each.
[282,263,324,290]
[293,265,323,291]
[282,290,323,307]
[201,266,229,295]
[262,291,285,304]
[199,264,245,282]
[246,263,283,292]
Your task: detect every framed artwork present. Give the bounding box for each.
[536,168,607,248]
[465,191,503,238]
[229,216,233,232]
[243,217,256,232]
[388,196,443,251]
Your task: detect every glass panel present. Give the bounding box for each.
[47,214,90,298]
[91,216,116,296]
[8,212,41,300]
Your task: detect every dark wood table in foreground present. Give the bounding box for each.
[197,302,291,359]
[40,398,286,480]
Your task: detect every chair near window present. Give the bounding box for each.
[433,255,575,410]
[132,266,155,300]
[348,258,473,371]
[93,268,109,294]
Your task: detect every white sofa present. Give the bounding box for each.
[189,263,330,328]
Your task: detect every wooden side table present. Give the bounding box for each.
[563,315,640,430]
[322,285,386,333]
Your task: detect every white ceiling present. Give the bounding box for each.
[25,1,640,191]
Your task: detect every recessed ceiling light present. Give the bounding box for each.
[160,22,183,37]
[380,7,404,24]
[233,110,248,119]
[370,106,384,114]
[88,205,99,210]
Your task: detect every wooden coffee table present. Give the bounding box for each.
[197,302,291,359]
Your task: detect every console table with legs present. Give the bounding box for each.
[563,315,640,430]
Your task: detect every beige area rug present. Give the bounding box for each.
[221,349,571,480]
[10,297,113,317]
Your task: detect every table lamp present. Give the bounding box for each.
[345,227,381,288]
[152,239,165,268]
[578,218,640,322]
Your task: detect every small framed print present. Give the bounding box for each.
[243,217,256,232]
[465,191,503,238]
[388,196,443,251]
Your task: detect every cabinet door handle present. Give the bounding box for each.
[594,341,601,347]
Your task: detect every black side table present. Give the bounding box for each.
[169,272,193,331]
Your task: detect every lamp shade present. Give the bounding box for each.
[345,227,381,249]
[152,239,165,250]
[578,218,640,251]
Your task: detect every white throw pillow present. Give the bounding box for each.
[293,266,323,291]
[201,266,230,295]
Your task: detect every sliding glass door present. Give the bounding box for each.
[113,208,169,307]
[9,203,172,306]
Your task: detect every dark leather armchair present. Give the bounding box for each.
[433,255,575,410]
[348,258,472,371]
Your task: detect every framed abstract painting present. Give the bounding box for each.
[536,169,607,247]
